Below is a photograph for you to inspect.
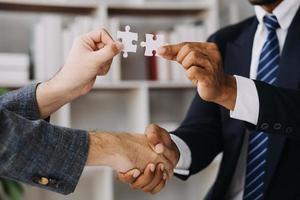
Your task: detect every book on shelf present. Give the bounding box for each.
[150,22,207,83]
[32,14,121,83]
[0,71,29,83]
[32,15,62,81]
[0,53,30,71]
[0,53,30,83]
[31,13,207,84]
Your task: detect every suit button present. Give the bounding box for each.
[261,123,269,130]
[286,127,293,134]
[273,123,282,130]
[36,177,49,186]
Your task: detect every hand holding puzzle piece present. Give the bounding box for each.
[117,25,165,58]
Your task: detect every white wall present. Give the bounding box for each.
[219,0,254,27]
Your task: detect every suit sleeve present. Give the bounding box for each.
[172,94,223,179]
[0,84,42,120]
[0,85,89,194]
[0,108,89,195]
[254,80,300,137]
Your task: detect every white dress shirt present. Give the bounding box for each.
[171,1,300,199]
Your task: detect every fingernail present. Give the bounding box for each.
[133,170,141,178]
[163,172,167,180]
[150,164,155,172]
[160,165,164,172]
[158,47,166,55]
[155,143,164,154]
[115,41,124,50]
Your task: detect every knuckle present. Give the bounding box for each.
[190,66,198,74]
[190,51,198,60]
[187,67,198,79]
[182,59,190,69]
[147,124,160,133]
[109,44,119,54]
[184,43,193,51]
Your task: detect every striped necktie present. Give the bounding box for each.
[243,15,280,200]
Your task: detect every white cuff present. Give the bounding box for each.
[230,75,259,125]
[170,134,191,176]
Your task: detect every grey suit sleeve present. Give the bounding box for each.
[0,85,89,194]
[0,84,41,120]
[0,108,89,195]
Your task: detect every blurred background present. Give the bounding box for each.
[0,0,254,199]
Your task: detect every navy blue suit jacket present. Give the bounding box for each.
[174,8,300,200]
[254,80,300,135]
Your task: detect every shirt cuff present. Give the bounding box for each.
[170,134,191,176]
[230,75,259,125]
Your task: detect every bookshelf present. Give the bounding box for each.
[0,1,220,200]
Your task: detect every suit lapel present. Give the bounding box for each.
[224,20,258,77]
[264,8,300,192]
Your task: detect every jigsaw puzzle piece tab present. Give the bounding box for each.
[141,34,165,57]
[117,25,138,58]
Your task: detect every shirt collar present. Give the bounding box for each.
[254,0,300,30]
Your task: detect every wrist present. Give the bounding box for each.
[36,81,71,118]
[215,75,237,110]
[86,132,123,168]
[48,73,84,101]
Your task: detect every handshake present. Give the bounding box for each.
[87,125,179,194]
[36,28,236,194]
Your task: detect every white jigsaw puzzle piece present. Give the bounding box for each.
[117,25,138,58]
[141,34,165,56]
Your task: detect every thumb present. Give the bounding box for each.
[145,124,166,154]
[157,43,185,60]
[93,41,123,63]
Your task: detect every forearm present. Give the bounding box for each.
[36,78,83,119]
[86,132,122,167]
[86,132,137,173]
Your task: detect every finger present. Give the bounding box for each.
[176,43,194,64]
[97,60,113,75]
[161,147,179,168]
[141,163,165,193]
[185,66,207,83]
[96,43,105,50]
[145,124,172,154]
[87,29,114,45]
[157,43,186,61]
[151,180,166,194]
[181,51,211,70]
[131,163,156,190]
[117,169,141,184]
[93,42,123,63]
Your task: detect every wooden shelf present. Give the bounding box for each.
[92,81,144,90]
[107,2,210,16]
[0,80,195,89]
[93,81,195,90]
[0,0,97,14]
[0,79,33,88]
[148,81,195,89]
